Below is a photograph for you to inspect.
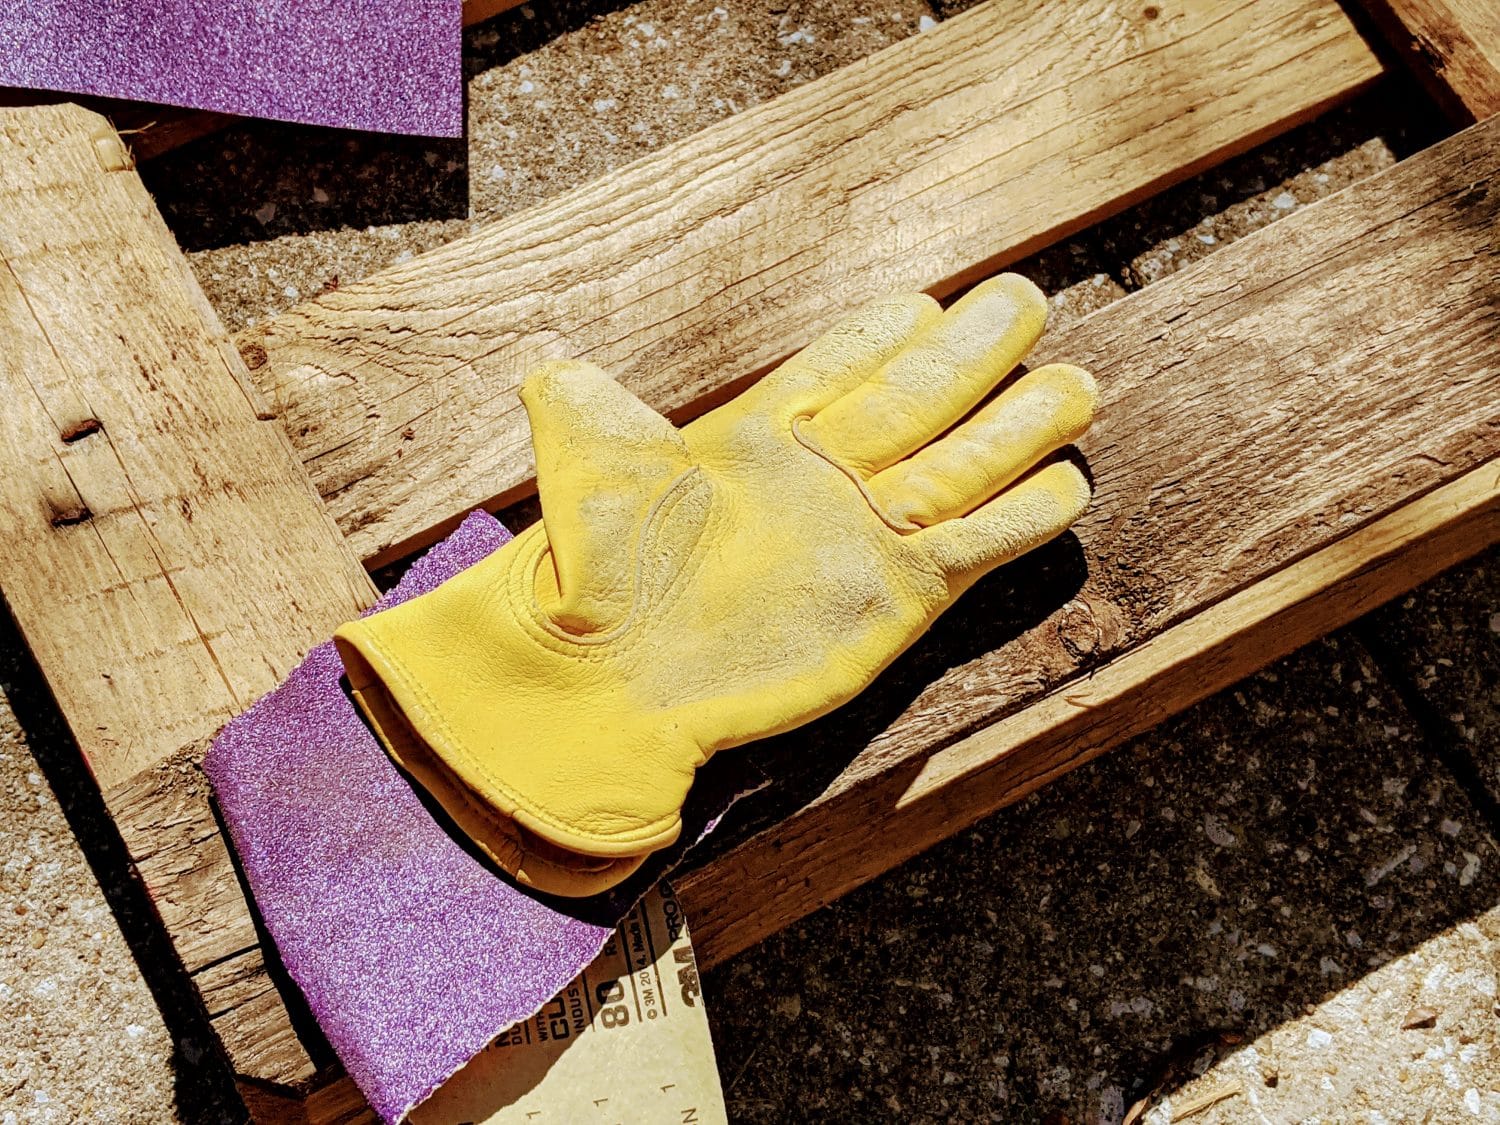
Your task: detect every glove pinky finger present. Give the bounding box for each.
[919,459,1092,593]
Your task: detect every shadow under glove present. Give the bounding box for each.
[335,274,1098,895]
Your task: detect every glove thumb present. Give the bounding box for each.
[521,360,692,634]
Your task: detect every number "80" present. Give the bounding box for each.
[596,980,630,1029]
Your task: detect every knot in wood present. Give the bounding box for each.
[1055,598,1103,661]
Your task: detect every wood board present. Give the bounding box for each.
[190,112,1499,1109]
[0,104,376,793]
[239,0,1384,567]
[0,101,377,1100]
[1356,0,1500,121]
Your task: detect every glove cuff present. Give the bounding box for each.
[335,626,657,896]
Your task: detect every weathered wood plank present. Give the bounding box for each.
[241,0,1384,566]
[0,103,376,1098]
[103,748,329,1091]
[108,750,291,978]
[199,117,1499,1105]
[1356,0,1500,121]
[302,1078,381,1125]
[0,104,375,789]
[199,948,324,1095]
[679,463,1500,966]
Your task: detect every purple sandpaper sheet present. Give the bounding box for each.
[205,511,744,1122]
[0,1,461,137]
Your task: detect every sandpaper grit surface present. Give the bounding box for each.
[205,510,744,1123]
[0,1,462,136]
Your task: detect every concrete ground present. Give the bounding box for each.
[1,1,1495,1121]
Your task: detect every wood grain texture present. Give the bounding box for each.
[200,948,325,1095]
[302,1078,381,1125]
[195,116,1499,1110]
[0,102,376,1096]
[105,747,328,1090]
[1356,0,1500,121]
[241,0,1384,566]
[0,104,375,792]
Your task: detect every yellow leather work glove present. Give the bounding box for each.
[335,274,1098,895]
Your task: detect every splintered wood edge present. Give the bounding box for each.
[675,462,1500,968]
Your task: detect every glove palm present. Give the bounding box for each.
[336,275,1097,895]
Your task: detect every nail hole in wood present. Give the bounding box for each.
[240,341,268,370]
[60,418,103,443]
[50,503,93,528]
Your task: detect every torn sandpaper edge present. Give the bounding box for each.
[205,511,752,1123]
[0,1,462,137]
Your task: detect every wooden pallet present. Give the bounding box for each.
[0,0,1495,1121]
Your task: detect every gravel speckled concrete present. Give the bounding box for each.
[0,2,1492,1122]
[1159,914,1498,1124]
[0,608,240,1125]
[0,694,174,1123]
[1366,548,1500,811]
[707,636,1500,1123]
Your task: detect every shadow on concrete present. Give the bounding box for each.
[139,122,470,254]
[705,629,1500,1122]
[0,604,247,1125]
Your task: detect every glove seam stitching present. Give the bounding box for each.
[636,474,729,656]
[791,415,921,535]
[518,466,711,652]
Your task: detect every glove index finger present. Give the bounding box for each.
[802,274,1048,477]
